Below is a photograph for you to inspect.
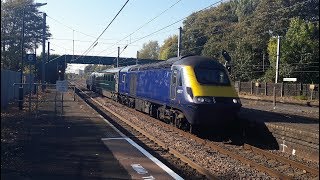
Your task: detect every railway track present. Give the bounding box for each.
[70,80,319,179]
[73,83,211,179]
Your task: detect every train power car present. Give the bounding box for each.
[87,55,241,132]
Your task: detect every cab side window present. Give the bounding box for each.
[172,71,177,85]
[177,70,182,87]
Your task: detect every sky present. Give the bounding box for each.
[34,0,222,73]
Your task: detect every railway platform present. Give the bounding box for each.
[239,99,319,162]
[1,88,182,179]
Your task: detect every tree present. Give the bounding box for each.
[84,64,96,74]
[1,0,51,71]
[178,0,319,82]
[266,18,319,83]
[138,41,160,59]
[158,35,178,60]
[84,64,110,76]
[181,12,209,56]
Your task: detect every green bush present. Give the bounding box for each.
[294,95,308,100]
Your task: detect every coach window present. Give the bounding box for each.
[122,74,126,83]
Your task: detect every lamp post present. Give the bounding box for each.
[19,8,26,110]
[116,45,128,67]
[41,12,47,92]
[19,3,47,110]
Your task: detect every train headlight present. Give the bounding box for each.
[196,97,205,103]
[232,98,241,104]
[194,97,215,103]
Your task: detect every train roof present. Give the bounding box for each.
[101,67,123,73]
[129,57,178,71]
[119,65,137,73]
[174,55,224,69]
[129,55,224,71]
[89,72,104,77]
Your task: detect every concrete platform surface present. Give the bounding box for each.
[1,89,182,179]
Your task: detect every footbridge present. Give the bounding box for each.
[45,54,161,83]
[50,55,159,66]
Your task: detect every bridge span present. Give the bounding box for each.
[50,54,160,66]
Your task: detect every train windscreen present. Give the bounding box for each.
[194,68,230,85]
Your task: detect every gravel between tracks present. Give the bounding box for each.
[93,95,277,179]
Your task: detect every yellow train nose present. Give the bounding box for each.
[184,66,239,98]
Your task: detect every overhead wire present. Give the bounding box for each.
[47,0,224,62]
[95,0,183,56]
[47,0,130,64]
[46,15,115,42]
[50,0,317,73]
[78,0,130,59]
[48,37,140,46]
[107,0,225,66]
[104,27,177,57]
[105,0,225,64]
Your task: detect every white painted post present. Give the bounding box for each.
[275,35,281,84]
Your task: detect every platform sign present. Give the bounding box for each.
[283,78,297,82]
[56,80,68,92]
[25,54,36,64]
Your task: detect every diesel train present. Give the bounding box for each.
[86,54,241,132]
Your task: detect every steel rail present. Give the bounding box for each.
[72,80,318,179]
[244,144,319,176]
[161,125,291,179]
[72,82,219,180]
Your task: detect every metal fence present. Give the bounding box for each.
[234,81,319,100]
[1,69,34,109]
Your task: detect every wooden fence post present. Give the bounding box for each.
[265,82,267,96]
[250,81,253,94]
[299,83,303,96]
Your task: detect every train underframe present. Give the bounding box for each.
[117,93,194,132]
[90,87,239,134]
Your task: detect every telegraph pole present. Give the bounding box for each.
[177,27,182,57]
[47,41,50,63]
[19,8,26,110]
[117,47,120,67]
[73,30,75,60]
[41,13,46,92]
[136,51,139,65]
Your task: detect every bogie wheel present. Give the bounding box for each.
[189,124,200,134]
[175,118,182,129]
